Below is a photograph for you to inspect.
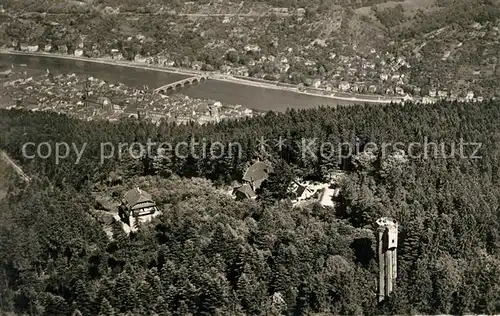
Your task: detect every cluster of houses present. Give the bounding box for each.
[7,14,494,102]
[1,68,255,124]
[231,160,344,208]
[420,89,484,104]
[0,17,436,102]
[112,166,342,234]
[4,2,499,101]
[112,161,344,234]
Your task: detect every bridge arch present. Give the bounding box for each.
[155,75,208,94]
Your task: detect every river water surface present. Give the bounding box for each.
[0,53,359,112]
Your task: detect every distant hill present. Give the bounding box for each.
[1,0,499,98]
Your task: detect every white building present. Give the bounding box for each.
[74,49,84,57]
[339,81,350,92]
[318,187,338,207]
[118,187,160,234]
[466,91,474,100]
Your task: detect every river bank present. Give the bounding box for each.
[0,50,401,105]
[0,66,257,124]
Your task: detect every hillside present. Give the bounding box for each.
[1,1,500,314]
[0,157,12,200]
[0,152,27,200]
[0,0,499,99]
[1,99,500,314]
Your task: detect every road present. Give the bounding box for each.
[13,11,293,18]
[177,13,291,17]
[1,151,31,183]
[0,50,401,104]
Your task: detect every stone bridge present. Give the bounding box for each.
[154,75,208,94]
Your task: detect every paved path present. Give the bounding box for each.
[1,151,31,183]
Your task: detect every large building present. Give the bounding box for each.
[118,187,159,232]
[242,161,273,191]
[233,161,273,200]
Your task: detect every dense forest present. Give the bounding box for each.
[1,100,500,315]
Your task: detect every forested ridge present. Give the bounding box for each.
[1,100,500,315]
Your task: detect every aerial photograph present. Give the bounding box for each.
[1,0,500,315]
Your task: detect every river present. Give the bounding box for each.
[0,53,359,112]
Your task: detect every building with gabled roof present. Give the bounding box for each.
[242,161,273,191]
[291,184,314,202]
[118,187,159,232]
[233,183,257,200]
[231,161,273,200]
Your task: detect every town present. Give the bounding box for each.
[1,66,257,124]
[1,0,498,103]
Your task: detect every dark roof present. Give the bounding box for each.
[123,187,156,210]
[242,161,273,183]
[295,185,307,197]
[234,183,257,199]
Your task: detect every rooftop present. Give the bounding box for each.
[234,183,257,199]
[242,161,273,183]
[123,187,156,210]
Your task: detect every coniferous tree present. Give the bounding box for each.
[97,298,115,316]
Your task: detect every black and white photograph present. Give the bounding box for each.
[1,0,500,315]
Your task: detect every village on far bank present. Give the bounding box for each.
[0,65,257,125]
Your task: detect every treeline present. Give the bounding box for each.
[2,101,500,189]
[1,100,500,314]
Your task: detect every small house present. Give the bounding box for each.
[233,183,257,200]
[466,91,474,100]
[242,161,273,191]
[291,184,314,202]
[27,45,38,53]
[74,49,84,57]
[232,161,273,200]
